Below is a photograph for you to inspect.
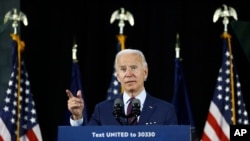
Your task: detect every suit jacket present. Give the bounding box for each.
[86,93,178,125]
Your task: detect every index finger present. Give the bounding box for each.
[66,89,74,98]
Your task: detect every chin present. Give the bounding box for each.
[126,88,136,93]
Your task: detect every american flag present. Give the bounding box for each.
[172,58,198,141]
[172,34,195,127]
[106,71,121,100]
[106,34,125,100]
[0,35,43,141]
[201,33,249,141]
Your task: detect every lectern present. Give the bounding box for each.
[58,125,191,141]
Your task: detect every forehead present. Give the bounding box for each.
[117,53,142,65]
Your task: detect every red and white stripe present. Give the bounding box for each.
[0,118,11,141]
[0,118,43,141]
[20,124,43,141]
[201,102,230,141]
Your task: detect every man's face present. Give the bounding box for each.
[116,53,148,94]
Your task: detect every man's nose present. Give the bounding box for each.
[125,68,133,75]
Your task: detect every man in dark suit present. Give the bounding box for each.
[66,49,178,126]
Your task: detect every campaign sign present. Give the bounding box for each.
[230,124,250,141]
[58,125,191,141]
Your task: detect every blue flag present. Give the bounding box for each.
[0,34,43,141]
[172,35,198,140]
[63,60,88,124]
[172,57,195,127]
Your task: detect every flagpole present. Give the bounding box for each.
[213,4,238,125]
[4,8,28,141]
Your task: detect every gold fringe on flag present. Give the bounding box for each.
[221,32,236,125]
[10,33,25,141]
[116,34,126,93]
[116,34,126,50]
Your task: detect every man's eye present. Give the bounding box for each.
[120,68,126,72]
[131,66,137,70]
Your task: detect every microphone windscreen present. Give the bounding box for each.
[114,98,124,107]
[132,98,140,107]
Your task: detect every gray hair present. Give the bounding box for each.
[114,49,148,70]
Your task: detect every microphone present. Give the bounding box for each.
[129,98,141,125]
[113,98,124,125]
[131,98,141,117]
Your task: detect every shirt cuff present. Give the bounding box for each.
[70,116,84,126]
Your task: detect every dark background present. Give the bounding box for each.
[17,0,250,140]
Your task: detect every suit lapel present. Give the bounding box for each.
[137,94,156,125]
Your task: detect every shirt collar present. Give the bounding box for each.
[123,89,146,105]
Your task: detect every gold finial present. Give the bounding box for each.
[4,8,28,34]
[175,33,180,59]
[72,39,78,62]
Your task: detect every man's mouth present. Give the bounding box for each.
[125,80,136,84]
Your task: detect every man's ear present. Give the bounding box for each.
[144,68,148,81]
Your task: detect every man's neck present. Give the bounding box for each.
[125,88,145,97]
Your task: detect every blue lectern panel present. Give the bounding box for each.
[58,125,191,141]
